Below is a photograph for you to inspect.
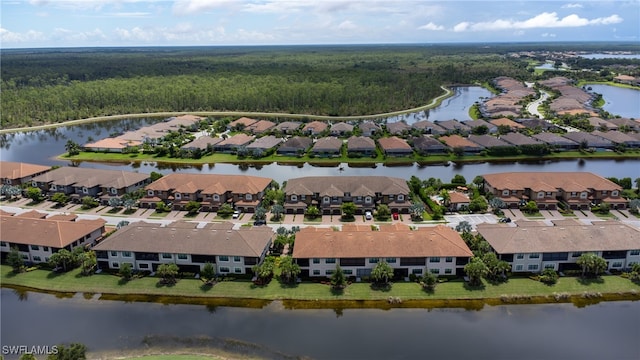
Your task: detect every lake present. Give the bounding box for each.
[1,289,639,360]
[587,84,640,119]
[580,53,640,60]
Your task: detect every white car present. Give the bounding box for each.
[232,210,241,219]
[365,211,373,220]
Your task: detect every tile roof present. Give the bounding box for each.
[273,121,302,132]
[31,167,150,189]
[312,137,343,151]
[347,136,376,150]
[292,225,473,259]
[0,214,105,248]
[302,121,329,133]
[438,135,483,149]
[435,120,471,132]
[412,120,445,133]
[562,132,613,147]
[591,130,640,145]
[330,122,354,132]
[386,122,410,134]
[377,136,412,151]
[482,172,621,192]
[284,176,409,196]
[0,161,51,181]
[94,221,274,257]
[247,135,283,150]
[499,132,540,146]
[147,173,272,195]
[489,117,526,129]
[216,133,255,147]
[84,138,142,150]
[411,135,448,150]
[468,135,511,148]
[228,117,258,128]
[181,136,223,150]
[246,120,276,133]
[278,136,313,150]
[531,133,578,146]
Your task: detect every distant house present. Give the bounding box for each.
[213,134,255,152]
[614,74,639,86]
[412,120,446,135]
[377,136,412,156]
[347,136,376,156]
[93,221,274,274]
[83,138,142,153]
[438,135,483,153]
[499,133,541,146]
[246,120,276,134]
[516,118,559,131]
[0,161,51,186]
[0,214,106,264]
[385,122,410,135]
[607,118,640,132]
[562,132,613,150]
[448,191,471,211]
[531,133,579,150]
[411,135,449,154]
[311,137,343,157]
[181,136,223,151]
[468,134,512,149]
[358,122,381,137]
[227,117,258,130]
[330,122,354,136]
[435,120,471,135]
[489,117,526,131]
[277,137,313,155]
[302,121,329,136]
[272,121,302,134]
[588,117,618,131]
[591,130,640,148]
[462,119,497,134]
[247,135,283,153]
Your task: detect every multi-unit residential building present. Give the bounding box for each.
[283,176,411,215]
[93,222,274,274]
[482,172,627,210]
[0,213,106,264]
[140,173,272,212]
[292,225,473,278]
[0,161,51,186]
[30,167,151,204]
[477,219,640,273]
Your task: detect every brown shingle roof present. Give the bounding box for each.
[0,215,105,248]
[347,136,375,150]
[246,120,276,133]
[146,173,272,195]
[0,161,51,181]
[312,137,343,151]
[181,136,223,150]
[482,172,621,192]
[284,176,409,197]
[302,121,328,133]
[377,136,412,151]
[439,135,483,149]
[216,133,255,147]
[468,135,511,148]
[228,117,258,128]
[292,225,472,259]
[31,167,150,189]
[499,132,540,146]
[490,117,526,129]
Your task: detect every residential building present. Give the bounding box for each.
[482,172,626,210]
[377,136,412,156]
[385,122,410,135]
[477,220,640,273]
[30,167,151,204]
[292,225,473,278]
[489,117,526,131]
[438,135,484,153]
[462,119,498,134]
[181,136,223,151]
[435,120,471,135]
[499,132,541,146]
[516,119,559,131]
[83,138,142,153]
[272,121,302,134]
[227,117,258,130]
[358,122,381,137]
[302,121,329,136]
[277,137,313,155]
[330,122,354,136]
[588,117,618,131]
[311,137,343,157]
[411,135,449,154]
[140,173,272,212]
[213,134,255,152]
[283,176,411,215]
[562,132,613,150]
[467,135,512,149]
[412,120,445,135]
[246,120,276,134]
[0,161,51,186]
[93,222,274,274]
[613,74,639,86]
[448,191,471,211]
[531,133,579,150]
[591,130,640,148]
[347,136,376,156]
[607,118,640,132]
[0,213,106,264]
[246,135,283,153]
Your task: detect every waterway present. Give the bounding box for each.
[1,289,639,360]
[580,53,640,60]
[587,84,640,119]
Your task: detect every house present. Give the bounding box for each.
[83,138,142,153]
[482,172,626,210]
[516,118,559,132]
[477,219,640,273]
[277,137,313,155]
[92,221,274,274]
[411,135,449,154]
[181,136,223,151]
[588,117,618,131]
[377,136,412,156]
[271,121,301,134]
[448,191,471,212]
[489,117,526,131]
[246,135,283,153]
[614,74,639,86]
[434,120,471,135]
[347,136,376,156]
[139,173,272,213]
[283,176,411,215]
[531,133,579,150]
[468,134,512,149]
[591,130,640,148]
[213,134,255,152]
[302,121,328,136]
[607,118,640,132]
[0,214,106,264]
[562,132,614,150]
[385,122,410,135]
[311,137,343,157]
[438,135,484,153]
[462,119,497,134]
[292,225,473,278]
[0,161,51,186]
[499,133,541,146]
[358,122,381,137]
[330,122,354,136]
[412,120,446,135]
[246,120,276,134]
[30,167,151,204]
[227,117,258,130]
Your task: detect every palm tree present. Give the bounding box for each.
[279,256,300,284]
[271,204,285,221]
[65,140,80,156]
[371,261,394,286]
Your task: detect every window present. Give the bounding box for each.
[389,194,394,200]
[162,253,172,259]
[528,264,539,271]
[515,264,523,271]
[445,257,453,263]
[602,190,608,195]
[139,263,149,269]
[147,190,154,196]
[445,269,452,274]
[112,262,120,268]
[111,188,117,195]
[529,253,540,259]
[572,252,582,258]
[313,258,320,264]
[33,256,41,262]
[32,181,38,187]
[343,269,353,275]
[51,184,57,191]
[219,267,229,273]
[430,269,440,274]
[385,258,397,263]
[234,267,242,273]
[323,197,330,204]
[301,195,306,200]
[123,251,132,258]
[111,251,118,257]
[397,195,404,201]
[325,270,334,275]
[544,264,555,269]
[0,242,6,247]
[516,253,524,260]
[629,250,640,256]
[234,256,241,262]
[219,255,229,262]
[365,196,372,204]
[82,187,88,194]
[429,257,440,263]
[612,262,623,268]
[502,190,509,196]
[245,194,252,201]
[537,192,544,198]
[412,268,423,275]
[213,194,220,201]
[546,192,552,196]
[21,254,28,260]
[570,192,577,197]
[43,246,49,251]
[369,258,379,264]
[175,193,182,200]
[178,254,188,260]
[290,195,297,202]
[344,192,351,198]
[325,258,336,264]
[31,245,39,251]
[612,190,618,197]
[313,270,320,275]
[580,192,588,199]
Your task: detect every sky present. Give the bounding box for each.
[1,0,638,48]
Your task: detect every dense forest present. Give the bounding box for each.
[1,43,638,128]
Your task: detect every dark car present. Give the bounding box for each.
[499,217,512,223]
[253,219,267,226]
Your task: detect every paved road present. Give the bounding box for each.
[526,90,549,118]
[444,213,498,230]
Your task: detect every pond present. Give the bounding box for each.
[580,53,640,60]
[586,84,640,119]
[1,289,639,360]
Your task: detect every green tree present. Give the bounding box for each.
[305,205,320,219]
[65,140,80,156]
[482,252,510,282]
[185,201,202,215]
[522,200,539,214]
[375,204,391,220]
[279,256,301,284]
[472,175,484,189]
[540,267,559,285]
[108,197,123,209]
[81,196,99,209]
[254,206,267,220]
[47,343,87,360]
[201,262,216,284]
[119,262,133,280]
[252,256,275,285]
[451,174,467,185]
[371,260,394,286]
[576,253,607,278]
[78,250,97,276]
[628,263,640,282]
[150,171,163,182]
[156,263,180,284]
[439,189,451,210]
[25,187,43,202]
[20,354,37,360]
[421,270,438,291]
[409,203,425,221]
[468,197,488,213]
[464,257,488,286]
[340,202,357,221]
[48,249,75,272]
[51,192,69,206]
[455,221,472,233]
[330,264,347,290]
[271,203,285,221]
[7,246,24,273]
[217,203,234,217]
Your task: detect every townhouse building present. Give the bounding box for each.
[0,161,51,186]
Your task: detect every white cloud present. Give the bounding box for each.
[106,12,152,17]
[172,0,240,15]
[337,20,357,30]
[418,22,444,31]
[542,33,557,37]
[456,12,623,31]
[562,3,583,9]
[0,27,46,43]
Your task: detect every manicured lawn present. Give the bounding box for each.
[3,265,639,304]
[126,356,222,360]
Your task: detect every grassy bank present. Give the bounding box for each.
[3,265,639,306]
[577,81,640,91]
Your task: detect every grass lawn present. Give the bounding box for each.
[3,265,639,306]
[126,356,222,360]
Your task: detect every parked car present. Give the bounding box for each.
[253,219,266,226]
[365,211,373,220]
[392,212,399,220]
[499,217,512,223]
[232,210,241,219]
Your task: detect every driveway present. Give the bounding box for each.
[444,213,498,230]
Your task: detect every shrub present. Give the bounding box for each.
[539,268,559,285]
